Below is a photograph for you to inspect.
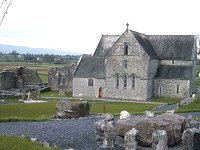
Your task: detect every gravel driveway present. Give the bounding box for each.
[0,113,200,150]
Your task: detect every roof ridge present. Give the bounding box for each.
[130,30,159,59]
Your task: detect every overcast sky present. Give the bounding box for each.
[0,0,200,54]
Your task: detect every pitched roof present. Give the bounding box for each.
[93,35,120,57]
[130,31,159,59]
[155,65,192,79]
[149,35,195,60]
[74,56,105,78]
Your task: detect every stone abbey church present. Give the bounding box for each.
[73,25,197,100]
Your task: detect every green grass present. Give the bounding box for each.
[38,73,48,83]
[151,97,181,104]
[89,101,160,115]
[0,135,59,150]
[39,91,72,97]
[195,77,200,87]
[39,91,60,97]
[0,101,57,122]
[0,98,160,121]
[176,96,200,113]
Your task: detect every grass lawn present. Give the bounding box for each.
[39,91,72,98]
[176,96,200,113]
[0,101,57,122]
[38,73,48,83]
[39,91,60,97]
[90,101,160,115]
[0,135,59,150]
[195,77,200,87]
[0,98,160,121]
[151,97,181,104]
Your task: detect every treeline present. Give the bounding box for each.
[0,50,80,64]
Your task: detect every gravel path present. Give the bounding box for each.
[0,116,108,150]
[153,104,177,112]
[0,113,200,150]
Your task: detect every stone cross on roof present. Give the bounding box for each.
[126,23,129,30]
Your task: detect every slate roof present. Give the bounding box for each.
[93,35,120,57]
[149,35,195,60]
[155,65,192,79]
[74,56,105,78]
[130,31,159,59]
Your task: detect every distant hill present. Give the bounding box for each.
[0,44,81,55]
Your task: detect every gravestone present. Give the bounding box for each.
[152,130,168,150]
[182,128,200,150]
[124,128,138,150]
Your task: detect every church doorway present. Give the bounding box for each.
[99,87,103,98]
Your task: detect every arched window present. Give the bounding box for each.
[116,74,119,88]
[123,74,127,88]
[88,78,93,86]
[124,42,128,55]
[131,74,135,89]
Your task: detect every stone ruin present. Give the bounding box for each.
[48,64,76,93]
[0,66,50,100]
[55,101,91,118]
[94,112,200,149]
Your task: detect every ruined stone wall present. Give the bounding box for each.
[48,64,75,92]
[154,79,190,98]
[73,78,105,98]
[18,67,42,84]
[0,71,16,90]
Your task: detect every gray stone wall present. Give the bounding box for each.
[147,59,159,79]
[160,60,192,66]
[48,64,75,92]
[106,31,150,79]
[0,71,16,90]
[17,67,42,84]
[73,78,105,98]
[190,37,197,95]
[105,76,152,100]
[103,30,155,100]
[154,79,190,98]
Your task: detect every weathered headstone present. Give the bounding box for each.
[182,128,200,150]
[152,130,168,150]
[94,114,114,142]
[102,121,116,149]
[124,128,138,150]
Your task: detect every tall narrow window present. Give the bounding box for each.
[159,86,162,95]
[124,60,128,68]
[177,85,179,93]
[124,42,128,55]
[116,74,119,88]
[131,74,135,89]
[123,74,127,88]
[88,78,93,86]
